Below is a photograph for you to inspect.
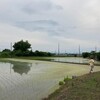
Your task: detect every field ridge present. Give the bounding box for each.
[44,71,100,100]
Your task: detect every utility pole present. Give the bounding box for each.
[79,45,80,57]
[10,42,12,58]
[95,46,97,52]
[58,43,60,56]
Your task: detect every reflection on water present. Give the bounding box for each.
[0,61,32,75]
[0,59,100,100]
[11,62,32,75]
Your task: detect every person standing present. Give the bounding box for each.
[89,57,95,73]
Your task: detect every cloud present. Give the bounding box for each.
[14,20,62,36]
[15,20,58,28]
[0,22,58,51]
[22,0,62,14]
[0,0,63,36]
[0,0,61,23]
[0,0,100,52]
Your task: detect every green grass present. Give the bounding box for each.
[13,56,53,61]
[44,71,100,100]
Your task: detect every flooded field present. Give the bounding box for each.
[0,58,100,100]
[51,57,100,65]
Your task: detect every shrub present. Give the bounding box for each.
[59,81,64,85]
[0,52,10,57]
[64,76,71,82]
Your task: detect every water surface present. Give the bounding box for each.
[51,57,100,64]
[0,58,100,100]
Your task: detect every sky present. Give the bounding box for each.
[0,0,100,53]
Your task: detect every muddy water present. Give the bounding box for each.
[0,58,100,100]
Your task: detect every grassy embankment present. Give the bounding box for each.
[44,71,100,100]
[11,57,53,61]
[0,57,54,62]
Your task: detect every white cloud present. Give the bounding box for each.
[0,0,100,52]
[0,22,57,51]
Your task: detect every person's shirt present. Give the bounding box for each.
[89,59,94,66]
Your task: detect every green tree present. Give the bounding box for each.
[13,40,31,52]
[96,52,100,61]
[0,49,11,57]
[90,51,96,58]
[82,52,90,58]
[2,49,11,52]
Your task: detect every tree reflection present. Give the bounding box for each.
[11,62,32,75]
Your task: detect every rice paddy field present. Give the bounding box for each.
[0,58,100,100]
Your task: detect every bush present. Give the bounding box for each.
[0,52,11,57]
[59,76,72,86]
[59,81,64,85]
[64,76,71,82]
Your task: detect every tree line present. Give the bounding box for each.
[0,40,53,57]
[0,40,100,61]
[82,51,100,61]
